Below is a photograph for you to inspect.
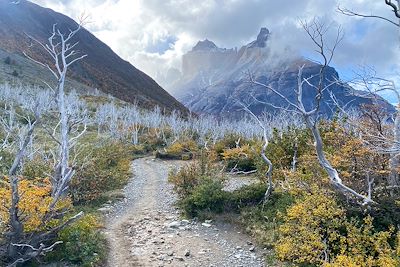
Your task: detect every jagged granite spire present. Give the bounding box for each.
[247,27,270,48]
[192,39,218,51]
[171,26,394,118]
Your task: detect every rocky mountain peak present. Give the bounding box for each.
[169,26,393,118]
[192,39,218,51]
[247,27,270,48]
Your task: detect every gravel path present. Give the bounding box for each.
[103,157,265,267]
[223,174,260,192]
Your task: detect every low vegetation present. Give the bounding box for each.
[2,9,400,266]
[0,82,270,266]
[3,82,398,266]
[70,139,133,204]
[48,214,107,266]
[2,77,400,267]
[168,120,400,266]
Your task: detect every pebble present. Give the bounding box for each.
[167,251,174,256]
[175,256,185,261]
[167,221,181,228]
[97,207,111,213]
[184,249,191,257]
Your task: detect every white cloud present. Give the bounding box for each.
[30,0,400,88]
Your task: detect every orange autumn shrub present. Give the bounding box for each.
[222,144,258,172]
[0,177,72,232]
[166,139,198,155]
[276,187,400,266]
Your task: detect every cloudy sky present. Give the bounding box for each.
[30,0,399,94]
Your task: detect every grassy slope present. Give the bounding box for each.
[0,48,97,94]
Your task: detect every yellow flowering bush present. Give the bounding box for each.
[0,176,72,232]
[222,144,258,172]
[276,188,400,266]
[166,139,198,155]
[157,139,198,160]
[276,189,345,265]
[325,216,399,267]
[222,145,253,159]
[324,255,361,267]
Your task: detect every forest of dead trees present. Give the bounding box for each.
[1,1,400,266]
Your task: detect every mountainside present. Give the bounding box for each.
[168,28,392,117]
[0,0,188,114]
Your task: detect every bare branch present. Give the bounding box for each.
[240,102,274,203]
[337,6,400,27]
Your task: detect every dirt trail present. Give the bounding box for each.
[103,157,265,267]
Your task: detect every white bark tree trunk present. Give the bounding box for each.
[388,105,400,192]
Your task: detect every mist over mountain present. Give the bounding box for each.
[166,28,393,117]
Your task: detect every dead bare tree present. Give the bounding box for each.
[338,0,400,194]
[338,0,400,48]
[0,90,83,266]
[1,20,88,266]
[333,68,400,193]
[24,20,87,204]
[249,18,375,205]
[6,102,40,264]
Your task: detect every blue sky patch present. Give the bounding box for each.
[146,35,178,54]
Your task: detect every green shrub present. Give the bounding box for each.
[177,180,270,218]
[22,157,52,179]
[345,197,400,233]
[181,153,192,161]
[240,192,295,248]
[139,129,166,151]
[70,141,132,204]
[0,149,14,175]
[169,162,204,197]
[212,134,254,160]
[170,150,231,217]
[50,214,107,266]
[155,150,182,160]
[130,144,148,155]
[264,127,310,171]
[169,150,219,197]
[228,183,266,210]
[181,178,227,217]
[170,153,274,218]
